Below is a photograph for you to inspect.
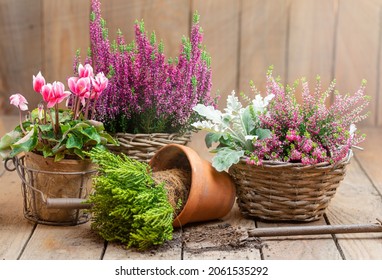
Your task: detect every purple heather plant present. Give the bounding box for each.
[248,67,370,165]
[77,0,215,134]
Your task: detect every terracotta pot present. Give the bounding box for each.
[149,144,236,227]
[19,152,97,225]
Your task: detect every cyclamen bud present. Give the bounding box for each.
[38,103,44,120]
[33,71,46,93]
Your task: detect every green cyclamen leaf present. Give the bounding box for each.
[0,130,22,159]
[10,127,38,157]
[60,123,71,134]
[54,152,65,162]
[66,134,83,149]
[38,124,53,132]
[212,147,244,172]
[87,120,105,132]
[100,132,118,145]
[82,126,101,144]
[0,130,21,150]
[41,146,54,158]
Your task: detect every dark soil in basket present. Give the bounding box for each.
[152,168,191,216]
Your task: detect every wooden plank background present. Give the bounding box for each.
[1,0,381,127]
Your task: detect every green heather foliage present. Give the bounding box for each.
[87,148,173,250]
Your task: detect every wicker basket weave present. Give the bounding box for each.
[107,132,192,163]
[228,151,352,222]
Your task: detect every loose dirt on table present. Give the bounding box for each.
[182,223,264,252]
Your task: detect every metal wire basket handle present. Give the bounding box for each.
[46,198,92,209]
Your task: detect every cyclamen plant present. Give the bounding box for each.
[76,0,215,134]
[0,63,117,162]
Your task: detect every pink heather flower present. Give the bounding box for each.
[257,68,369,165]
[290,149,302,161]
[41,82,71,108]
[302,139,314,153]
[301,156,313,165]
[78,63,94,78]
[10,93,28,111]
[68,77,91,99]
[33,71,46,93]
[286,130,300,142]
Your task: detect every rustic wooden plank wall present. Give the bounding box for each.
[1,0,382,126]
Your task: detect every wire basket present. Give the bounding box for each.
[228,151,352,222]
[5,154,97,226]
[107,132,192,162]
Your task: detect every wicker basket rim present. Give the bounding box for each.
[237,149,353,168]
[113,132,192,137]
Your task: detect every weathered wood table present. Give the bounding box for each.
[1,115,381,260]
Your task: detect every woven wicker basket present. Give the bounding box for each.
[107,132,192,163]
[228,151,352,222]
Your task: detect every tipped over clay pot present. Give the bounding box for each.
[149,144,236,227]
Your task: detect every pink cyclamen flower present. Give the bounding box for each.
[68,77,91,99]
[9,93,28,111]
[41,82,71,108]
[33,71,46,93]
[89,72,108,99]
[41,83,53,104]
[78,63,94,78]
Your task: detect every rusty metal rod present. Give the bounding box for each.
[248,220,382,237]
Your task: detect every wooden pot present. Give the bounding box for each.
[149,144,236,227]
